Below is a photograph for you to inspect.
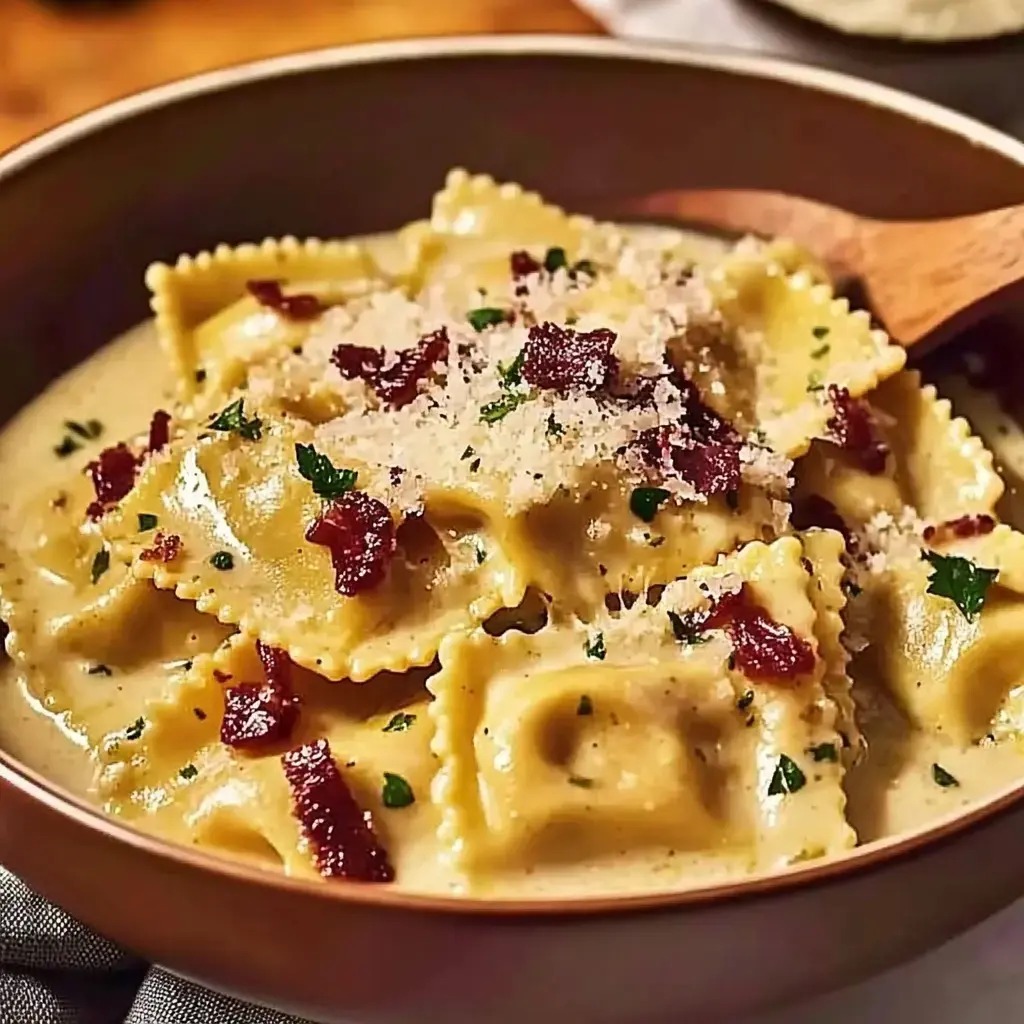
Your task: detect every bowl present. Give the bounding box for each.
[2,36,1024,1024]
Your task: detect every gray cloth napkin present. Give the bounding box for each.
[0,867,306,1022]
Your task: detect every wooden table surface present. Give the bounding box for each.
[2,0,601,154]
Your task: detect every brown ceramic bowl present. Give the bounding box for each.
[2,36,1024,1024]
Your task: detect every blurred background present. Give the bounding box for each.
[5,0,1024,155]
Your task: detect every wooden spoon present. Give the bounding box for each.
[610,189,1024,353]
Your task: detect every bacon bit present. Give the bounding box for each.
[306,491,397,596]
[139,532,182,563]
[792,495,857,552]
[521,322,617,394]
[147,410,171,454]
[331,328,449,409]
[85,444,139,519]
[221,641,298,749]
[675,373,739,445]
[510,250,542,279]
[923,513,996,544]
[826,385,889,475]
[282,738,394,882]
[247,279,324,321]
[632,424,741,497]
[704,584,816,682]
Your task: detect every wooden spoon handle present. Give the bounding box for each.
[610,189,863,276]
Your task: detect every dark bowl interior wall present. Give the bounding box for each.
[3,49,1024,430]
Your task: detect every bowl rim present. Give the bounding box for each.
[4,33,1024,918]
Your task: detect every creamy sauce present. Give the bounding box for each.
[4,227,1024,898]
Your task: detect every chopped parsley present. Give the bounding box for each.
[467,307,510,332]
[383,712,416,733]
[137,513,159,532]
[179,764,199,781]
[810,343,831,359]
[806,370,825,393]
[568,774,595,789]
[736,689,755,711]
[498,349,525,388]
[576,694,594,716]
[209,551,235,571]
[469,457,481,472]
[209,398,262,441]
[932,763,960,788]
[584,632,606,660]
[86,663,112,676]
[546,413,565,438]
[667,609,709,645]
[382,772,415,809]
[66,419,103,440]
[923,551,998,622]
[811,326,831,340]
[295,443,358,500]
[767,754,806,796]
[54,436,80,458]
[480,391,530,424]
[543,246,568,273]
[630,486,671,523]
[90,548,110,585]
[474,539,486,565]
[807,742,839,763]
[461,446,475,461]
[124,716,146,741]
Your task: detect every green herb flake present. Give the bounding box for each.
[474,539,486,565]
[66,419,103,440]
[137,513,159,532]
[543,246,569,273]
[576,694,594,716]
[807,742,839,763]
[736,689,755,711]
[209,551,235,572]
[572,259,597,278]
[467,307,510,332]
[498,349,526,388]
[209,398,262,440]
[295,443,358,500]
[806,370,825,393]
[179,764,199,781]
[469,457,481,472]
[923,551,998,622]
[568,774,595,789]
[90,548,110,585]
[630,486,671,523]
[382,771,415,809]
[767,754,806,796]
[584,631,606,661]
[383,712,416,733]
[667,609,709,646]
[87,664,112,676]
[124,716,146,741]
[54,436,81,458]
[546,413,565,438]
[461,445,475,461]
[812,326,831,340]
[480,391,530,424]
[932,763,960,788]
[810,343,831,359]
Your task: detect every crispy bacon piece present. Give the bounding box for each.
[86,410,172,518]
[220,640,299,749]
[521,322,618,394]
[704,584,816,682]
[247,279,324,321]
[826,385,889,475]
[147,410,172,454]
[85,444,139,519]
[632,425,741,497]
[792,495,857,552]
[306,491,397,596]
[923,513,996,544]
[331,328,449,409]
[139,532,182,563]
[282,738,394,882]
